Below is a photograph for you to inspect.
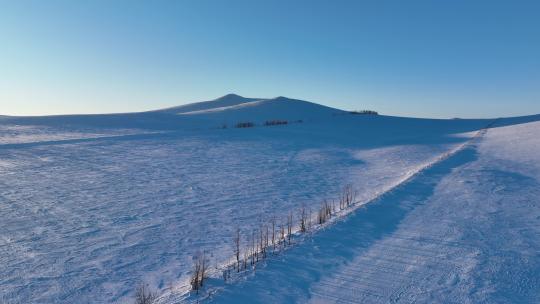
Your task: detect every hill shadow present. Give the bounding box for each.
[206,146,479,303]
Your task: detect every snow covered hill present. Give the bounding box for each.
[0,94,343,132]
[0,95,538,303]
[175,96,345,124]
[155,94,263,114]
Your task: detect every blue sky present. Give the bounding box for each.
[1,0,539,118]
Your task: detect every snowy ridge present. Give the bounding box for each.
[155,120,497,303]
[177,96,345,126]
[155,94,264,114]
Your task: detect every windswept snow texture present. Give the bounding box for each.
[0,124,150,145]
[0,95,537,303]
[205,120,540,304]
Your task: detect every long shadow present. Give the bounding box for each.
[206,145,479,304]
[2,112,539,153]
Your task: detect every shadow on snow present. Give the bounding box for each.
[206,145,479,303]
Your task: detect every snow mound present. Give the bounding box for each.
[179,96,345,124]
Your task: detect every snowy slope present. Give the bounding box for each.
[177,96,345,124]
[203,119,540,304]
[0,95,538,303]
[155,94,263,114]
[0,95,341,132]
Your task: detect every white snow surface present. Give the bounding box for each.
[0,95,538,303]
[0,124,151,145]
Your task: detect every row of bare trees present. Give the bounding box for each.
[231,213,295,274]
[228,184,357,277]
[135,184,357,304]
[135,183,358,302]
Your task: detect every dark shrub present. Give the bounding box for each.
[235,122,255,128]
[349,110,378,115]
[264,120,288,126]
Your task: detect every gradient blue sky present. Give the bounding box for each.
[1,0,539,118]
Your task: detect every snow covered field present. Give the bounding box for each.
[203,118,540,304]
[1,95,538,303]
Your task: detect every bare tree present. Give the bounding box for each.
[258,224,264,259]
[279,223,285,248]
[308,207,313,231]
[299,204,307,233]
[318,202,325,225]
[243,249,248,270]
[223,268,231,282]
[262,223,269,258]
[190,252,207,293]
[234,228,241,272]
[251,230,256,265]
[271,216,276,252]
[265,224,269,248]
[190,256,201,293]
[287,211,293,245]
[134,283,156,304]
